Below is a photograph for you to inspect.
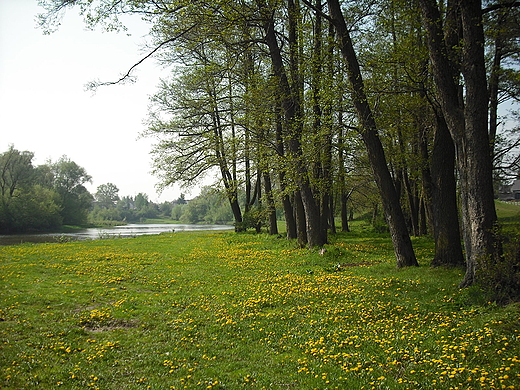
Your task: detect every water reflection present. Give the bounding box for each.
[0,224,234,246]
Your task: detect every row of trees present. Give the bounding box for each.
[90,183,163,223]
[0,146,92,233]
[0,146,175,231]
[39,0,520,286]
[91,184,243,225]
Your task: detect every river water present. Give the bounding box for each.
[0,223,234,246]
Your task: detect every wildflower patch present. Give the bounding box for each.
[0,231,518,389]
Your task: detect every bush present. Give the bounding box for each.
[476,225,520,304]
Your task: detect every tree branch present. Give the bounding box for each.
[300,0,333,22]
[86,23,198,91]
[482,1,520,14]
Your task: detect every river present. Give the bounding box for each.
[0,223,234,246]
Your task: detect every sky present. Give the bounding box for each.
[0,0,199,202]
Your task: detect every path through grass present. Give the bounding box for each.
[1,230,519,389]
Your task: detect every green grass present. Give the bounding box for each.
[495,200,520,223]
[1,229,519,389]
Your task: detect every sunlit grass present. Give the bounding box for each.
[1,229,519,389]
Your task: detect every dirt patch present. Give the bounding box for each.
[82,318,139,332]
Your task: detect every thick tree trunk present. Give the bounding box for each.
[459,0,500,286]
[420,0,500,285]
[430,111,465,267]
[327,0,418,267]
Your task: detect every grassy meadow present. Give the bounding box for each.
[1,220,520,389]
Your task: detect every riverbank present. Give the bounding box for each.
[0,223,233,246]
[1,229,519,389]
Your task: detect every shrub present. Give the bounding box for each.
[476,225,520,304]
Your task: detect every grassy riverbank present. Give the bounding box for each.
[1,228,519,389]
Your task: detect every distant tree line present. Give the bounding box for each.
[91,184,237,225]
[0,145,240,233]
[0,145,92,233]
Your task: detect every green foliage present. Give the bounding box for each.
[170,187,234,225]
[50,156,93,226]
[171,203,186,220]
[0,147,91,232]
[476,225,520,304]
[89,193,161,224]
[238,206,267,232]
[95,183,120,209]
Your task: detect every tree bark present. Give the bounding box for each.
[263,170,279,235]
[337,108,350,232]
[257,0,326,247]
[275,104,298,239]
[420,0,500,285]
[430,110,465,267]
[459,0,500,286]
[327,0,418,267]
[294,190,308,247]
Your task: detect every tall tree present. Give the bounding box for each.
[327,0,418,267]
[146,48,245,230]
[0,146,63,232]
[419,0,500,286]
[255,0,326,247]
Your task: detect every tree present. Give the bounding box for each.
[255,0,326,247]
[361,0,464,266]
[51,156,92,225]
[0,146,62,232]
[135,192,149,210]
[147,59,245,230]
[327,0,418,267]
[0,145,34,200]
[95,183,120,209]
[419,0,501,286]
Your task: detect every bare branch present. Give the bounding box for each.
[482,1,520,14]
[86,23,198,91]
[300,0,333,22]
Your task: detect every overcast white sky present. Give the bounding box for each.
[0,0,199,202]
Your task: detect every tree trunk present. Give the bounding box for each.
[257,0,325,247]
[337,109,350,232]
[263,170,278,235]
[459,0,500,286]
[420,0,500,285]
[294,190,308,247]
[208,81,243,232]
[282,189,297,239]
[430,110,465,267]
[327,0,418,267]
[340,190,350,232]
[275,105,298,239]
